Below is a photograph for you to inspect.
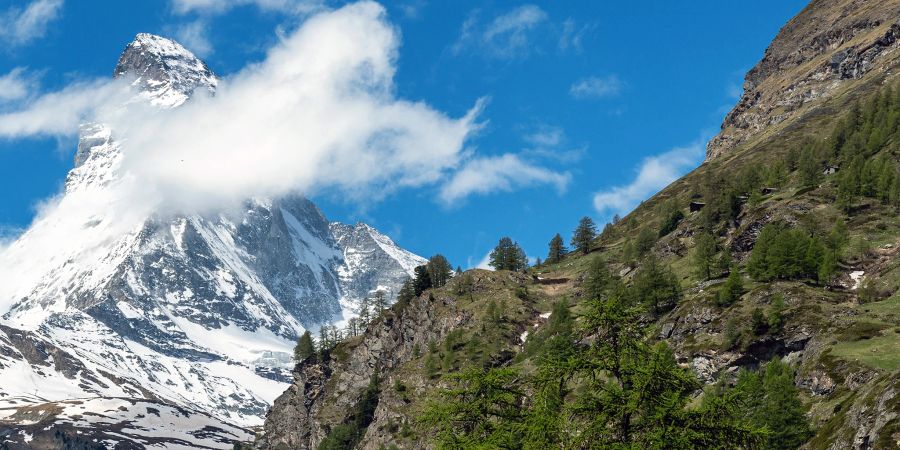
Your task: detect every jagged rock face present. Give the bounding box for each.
[261,291,469,450]
[332,222,427,306]
[706,0,900,160]
[114,33,217,107]
[0,33,424,434]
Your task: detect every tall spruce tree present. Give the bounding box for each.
[547,233,567,264]
[488,237,528,271]
[571,216,598,254]
[426,254,453,288]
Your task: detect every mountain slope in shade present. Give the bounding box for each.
[0,33,425,440]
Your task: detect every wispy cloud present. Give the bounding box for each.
[0,0,64,48]
[439,153,570,205]
[522,124,585,163]
[0,68,37,103]
[558,18,592,52]
[0,2,494,212]
[592,139,706,217]
[453,4,548,59]
[173,20,213,57]
[570,75,622,100]
[170,0,321,15]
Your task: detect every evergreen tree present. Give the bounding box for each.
[658,199,685,236]
[488,237,528,271]
[293,330,315,363]
[717,265,744,306]
[634,227,657,257]
[372,290,388,314]
[633,255,681,315]
[395,278,416,307]
[692,231,718,280]
[571,216,597,255]
[768,294,787,332]
[426,254,453,288]
[359,296,372,324]
[798,147,819,187]
[733,359,813,449]
[413,265,432,295]
[546,233,567,264]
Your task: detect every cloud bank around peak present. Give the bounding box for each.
[0,1,566,214]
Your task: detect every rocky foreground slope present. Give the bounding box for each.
[0,34,424,448]
[259,1,900,448]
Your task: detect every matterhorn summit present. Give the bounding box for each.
[0,34,424,447]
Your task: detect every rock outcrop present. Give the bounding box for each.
[707,0,900,160]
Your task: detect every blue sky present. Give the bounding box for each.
[0,0,807,268]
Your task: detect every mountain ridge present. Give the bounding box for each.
[0,32,427,445]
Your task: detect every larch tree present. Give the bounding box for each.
[571,216,597,255]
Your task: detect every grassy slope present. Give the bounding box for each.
[352,71,900,449]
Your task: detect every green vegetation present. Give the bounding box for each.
[488,237,528,271]
[421,261,771,449]
[571,216,598,255]
[293,330,315,363]
[547,233,567,264]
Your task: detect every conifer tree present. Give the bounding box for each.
[413,265,432,295]
[547,233,567,264]
[293,330,315,363]
[488,237,528,271]
[571,216,597,254]
[692,231,718,280]
[426,254,453,288]
[372,290,388,313]
[717,265,744,306]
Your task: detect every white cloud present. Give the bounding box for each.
[171,0,321,15]
[558,18,591,52]
[473,251,492,270]
[174,20,213,57]
[0,1,517,214]
[592,140,705,217]
[570,75,622,99]
[522,124,584,163]
[525,125,563,148]
[0,78,130,138]
[0,68,36,103]
[0,0,63,48]
[439,153,570,205]
[453,4,547,59]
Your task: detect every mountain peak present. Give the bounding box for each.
[114,33,218,107]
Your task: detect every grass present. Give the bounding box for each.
[831,331,900,371]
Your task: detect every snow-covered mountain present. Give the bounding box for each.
[0,33,425,443]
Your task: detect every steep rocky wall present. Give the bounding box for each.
[707,0,900,160]
[260,292,470,450]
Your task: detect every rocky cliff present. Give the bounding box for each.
[707,0,900,160]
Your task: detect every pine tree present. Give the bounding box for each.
[426,254,453,288]
[293,330,315,363]
[413,264,432,295]
[546,233,567,264]
[717,265,744,306]
[571,216,597,255]
[488,237,528,271]
[359,296,371,324]
[372,290,388,313]
[395,278,416,307]
[798,147,819,187]
[768,294,787,331]
[634,227,657,257]
[692,231,718,280]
